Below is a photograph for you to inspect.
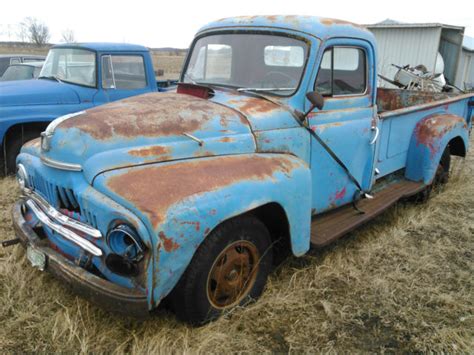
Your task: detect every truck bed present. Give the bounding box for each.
[375,88,473,178]
[376,88,459,114]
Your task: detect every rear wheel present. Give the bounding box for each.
[412,147,451,202]
[171,216,273,325]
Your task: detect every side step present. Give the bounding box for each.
[310,180,425,247]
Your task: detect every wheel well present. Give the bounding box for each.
[448,136,466,157]
[247,202,291,264]
[2,122,48,155]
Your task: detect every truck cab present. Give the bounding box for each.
[9,16,473,324]
[0,43,175,175]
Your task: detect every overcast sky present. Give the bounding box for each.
[1,0,473,48]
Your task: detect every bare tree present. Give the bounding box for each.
[61,29,76,43]
[18,17,50,45]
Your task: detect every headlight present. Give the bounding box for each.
[106,225,144,261]
[106,224,145,277]
[16,164,29,189]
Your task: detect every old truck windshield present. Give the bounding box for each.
[183,33,308,95]
[40,48,96,87]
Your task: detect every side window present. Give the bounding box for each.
[315,47,366,96]
[102,55,147,89]
[10,57,21,65]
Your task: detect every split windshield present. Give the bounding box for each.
[39,48,96,87]
[183,33,308,95]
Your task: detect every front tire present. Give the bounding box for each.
[171,216,273,325]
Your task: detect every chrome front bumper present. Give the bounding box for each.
[11,201,149,317]
[22,189,103,256]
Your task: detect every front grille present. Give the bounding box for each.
[29,171,97,226]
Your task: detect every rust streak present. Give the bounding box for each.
[228,97,280,115]
[159,232,180,252]
[107,155,299,229]
[219,137,235,143]
[415,114,465,157]
[320,17,366,29]
[23,137,41,148]
[129,145,170,157]
[58,92,239,140]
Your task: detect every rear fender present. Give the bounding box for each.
[405,114,469,184]
[95,153,312,305]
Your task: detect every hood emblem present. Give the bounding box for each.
[41,110,85,151]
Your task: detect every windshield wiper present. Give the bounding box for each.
[237,87,296,92]
[38,75,63,83]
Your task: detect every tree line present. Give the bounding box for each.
[17,17,76,45]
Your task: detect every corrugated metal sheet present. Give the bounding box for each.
[456,50,474,89]
[369,27,441,88]
[455,36,474,89]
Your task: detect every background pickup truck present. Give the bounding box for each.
[10,16,473,325]
[0,42,176,175]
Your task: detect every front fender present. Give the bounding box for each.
[405,114,469,184]
[94,153,312,305]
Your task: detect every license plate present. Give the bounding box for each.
[27,246,47,271]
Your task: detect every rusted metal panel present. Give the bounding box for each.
[93,153,312,305]
[311,180,424,246]
[405,113,469,183]
[104,154,303,229]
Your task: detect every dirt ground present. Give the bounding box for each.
[0,137,473,353]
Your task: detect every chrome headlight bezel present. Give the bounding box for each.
[106,224,144,262]
[16,163,29,190]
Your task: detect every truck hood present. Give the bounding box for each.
[0,79,80,106]
[33,92,256,181]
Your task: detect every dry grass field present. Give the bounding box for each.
[150,51,185,80]
[0,138,473,353]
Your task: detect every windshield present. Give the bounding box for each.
[0,65,34,81]
[40,48,96,87]
[183,33,308,95]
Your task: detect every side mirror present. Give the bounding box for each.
[301,91,324,121]
[306,91,324,110]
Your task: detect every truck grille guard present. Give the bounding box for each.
[21,188,103,256]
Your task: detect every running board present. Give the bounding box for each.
[311,180,425,247]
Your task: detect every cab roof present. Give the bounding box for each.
[52,42,149,52]
[198,15,375,42]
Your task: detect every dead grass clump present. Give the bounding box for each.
[0,146,473,352]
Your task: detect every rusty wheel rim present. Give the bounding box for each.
[206,240,260,309]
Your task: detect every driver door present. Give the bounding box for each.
[307,39,379,213]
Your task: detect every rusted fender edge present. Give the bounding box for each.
[405,113,469,184]
[93,153,312,306]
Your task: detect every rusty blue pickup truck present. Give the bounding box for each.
[8,16,473,324]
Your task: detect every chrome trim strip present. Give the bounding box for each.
[183,132,204,146]
[26,200,102,256]
[24,190,102,238]
[40,155,82,172]
[44,111,86,136]
[41,111,86,151]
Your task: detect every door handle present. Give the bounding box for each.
[369,126,379,145]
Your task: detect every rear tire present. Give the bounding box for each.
[412,147,451,202]
[170,216,273,325]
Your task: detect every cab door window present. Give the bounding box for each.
[315,47,366,96]
[102,55,147,89]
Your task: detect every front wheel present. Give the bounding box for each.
[171,216,273,325]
